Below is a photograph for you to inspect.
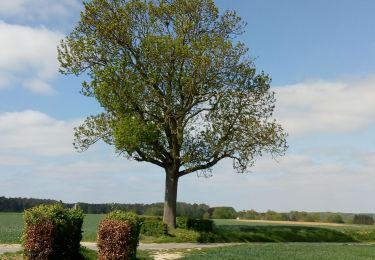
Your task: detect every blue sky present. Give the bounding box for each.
[1,0,375,213]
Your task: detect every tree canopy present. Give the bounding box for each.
[58,0,287,227]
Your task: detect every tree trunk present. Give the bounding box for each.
[163,167,179,229]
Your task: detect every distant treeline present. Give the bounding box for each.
[237,210,375,225]
[0,196,209,219]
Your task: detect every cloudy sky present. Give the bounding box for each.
[1,0,375,213]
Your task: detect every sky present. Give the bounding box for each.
[1,0,375,213]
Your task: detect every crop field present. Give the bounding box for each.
[0,213,104,243]
[214,219,375,242]
[2,214,375,244]
[0,213,23,244]
[181,243,375,260]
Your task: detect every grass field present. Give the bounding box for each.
[0,213,23,244]
[215,219,375,242]
[180,243,375,260]
[2,213,375,244]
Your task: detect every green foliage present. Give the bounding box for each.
[23,204,84,259]
[176,216,214,232]
[140,217,168,237]
[325,213,345,224]
[113,115,161,155]
[353,214,374,225]
[176,216,189,229]
[188,219,214,232]
[144,206,164,216]
[98,210,141,259]
[237,210,321,222]
[211,207,237,219]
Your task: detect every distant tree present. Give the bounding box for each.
[211,207,237,219]
[237,209,260,220]
[58,0,287,228]
[325,213,344,224]
[353,214,374,225]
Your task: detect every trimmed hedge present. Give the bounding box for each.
[97,211,140,260]
[176,217,214,232]
[140,217,168,237]
[23,204,84,260]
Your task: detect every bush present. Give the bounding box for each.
[211,207,237,219]
[176,217,214,232]
[140,217,168,236]
[23,204,84,260]
[353,214,374,225]
[188,219,214,232]
[97,210,140,260]
[326,213,344,224]
[176,216,189,229]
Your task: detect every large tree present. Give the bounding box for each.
[58,0,287,228]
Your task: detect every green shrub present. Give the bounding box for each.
[188,219,214,232]
[176,216,189,229]
[353,214,374,225]
[97,210,140,259]
[140,218,168,237]
[176,217,214,232]
[325,213,344,224]
[23,204,84,260]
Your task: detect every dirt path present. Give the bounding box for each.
[0,242,241,255]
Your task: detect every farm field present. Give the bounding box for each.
[2,213,375,244]
[180,243,375,260]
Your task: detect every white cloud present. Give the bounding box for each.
[0,21,63,94]
[0,0,81,23]
[0,110,77,156]
[22,79,56,95]
[177,151,375,213]
[274,77,375,137]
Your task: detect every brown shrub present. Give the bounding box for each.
[23,220,55,260]
[97,219,133,260]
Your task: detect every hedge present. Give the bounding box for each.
[97,211,141,260]
[23,204,84,260]
[176,216,214,232]
[140,217,168,237]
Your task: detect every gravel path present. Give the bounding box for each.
[0,242,241,254]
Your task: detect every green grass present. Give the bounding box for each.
[216,219,375,242]
[0,213,103,243]
[141,228,201,243]
[81,214,104,241]
[0,213,23,243]
[181,243,375,260]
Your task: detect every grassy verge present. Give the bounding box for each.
[180,243,375,260]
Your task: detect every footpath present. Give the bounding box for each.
[0,242,241,254]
